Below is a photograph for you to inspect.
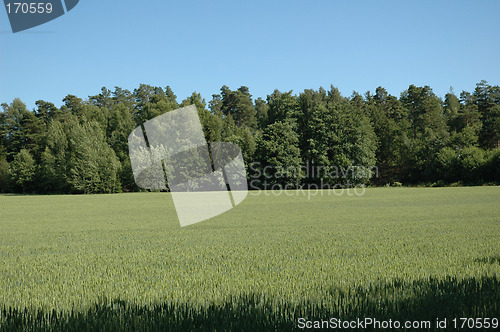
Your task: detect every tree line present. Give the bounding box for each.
[0,81,499,194]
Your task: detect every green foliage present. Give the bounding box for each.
[133,85,178,125]
[0,154,10,193]
[220,86,257,129]
[9,149,36,193]
[0,82,499,193]
[399,85,452,182]
[367,87,409,184]
[436,147,458,182]
[35,100,60,126]
[474,81,500,148]
[444,91,460,122]
[233,126,256,163]
[107,104,135,160]
[1,99,45,161]
[255,121,303,185]
[67,120,121,194]
[296,87,377,185]
[266,90,299,125]
[181,92,218,143]
[450,125,480,149]
[254,97,269,128]
[457,146,486,182]
[401,85,449,140]
[482,149,500,182]
[39,121,69,193]
[106,104,136,192]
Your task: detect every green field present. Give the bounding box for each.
[0,187,499,330]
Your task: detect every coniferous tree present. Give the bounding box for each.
[474,81,500,148]
[0,152,10,192]
[67,120,121,194]
[39,120,70,193]
[220,86,257,129]
[0,82,498,193]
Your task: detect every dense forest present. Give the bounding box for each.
[0,81,499,194]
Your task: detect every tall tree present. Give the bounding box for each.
[35,100,59,125]
[1,99,45,161]
[297,86,377,185]
[107,104,136,191]
[9,149,36,193]
[444,90,460,128]
[0,151,10,192]
[39,120,70,193]
[474,80,500,148]
[266,90,299,125]
[61,95,84,117]
[254,97,269,129]
[181,92,220,143]
[400,85,449,182]
[112,87,135,110]
[133,85,178,125]
[254,120,303,187]
[220,86,257,128]
[447,92,482,149]
[67,120,121,194]
[165,86,179,109]
[367,87,409,184]
[89,87,112,108]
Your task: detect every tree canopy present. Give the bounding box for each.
[0,81,499,194]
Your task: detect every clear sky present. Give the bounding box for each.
[1,0,499,109]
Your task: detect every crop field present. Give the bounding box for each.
[0,187,499,330]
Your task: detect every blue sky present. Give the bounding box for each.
[1,0,499,109]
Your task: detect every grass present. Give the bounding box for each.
[0,187,499,330]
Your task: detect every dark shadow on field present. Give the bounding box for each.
[1,276,498,331]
